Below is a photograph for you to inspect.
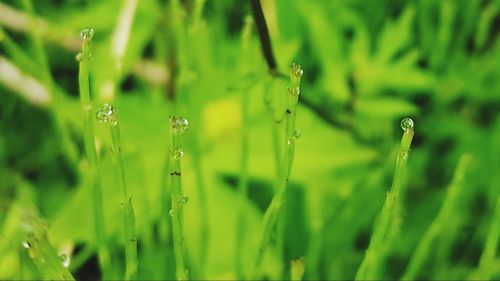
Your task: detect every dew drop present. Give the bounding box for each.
[181,194,189,204]
[172,117,189,133]
[174,150,184,159]
[96,103,117,125]
[293,129,302,139]
[80,28,95,40]
[59,254,70,268]
[76,52,83,62]
[22,241,31,249]
[169,209,176,216]
[291,62,304,78]
[400,149,411,160]
[170,148,184,159]
[288,86,300,96]
[400,118,414,131]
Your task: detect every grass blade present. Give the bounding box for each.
[355,118,415,280]
[77,28,111,279]
[169,116,190,280]
[96,104,138,280]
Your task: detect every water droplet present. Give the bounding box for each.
[171,149,184,160]
[171,117,189,133]
[293,129,302,139]
[400,118,414,131]
[288,86,300,96]
[174,150,184,159]
[22,241,31,249]
[291,62,304,78]
[169,209,176,216]
[96,103,117,125]
[76,52,83,62]
[181,194,189,204]
[400,149,411,160]
[59,254,70,268]
[80,28,95,40]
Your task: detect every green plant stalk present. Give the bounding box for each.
[355,122,414,280]
[20,0,79,165]
[234,16,253,279]
[169,122,188,281]
[22,209,75,280]
[290,258,305,281]
[253,63,303,277]
[402,154,471,280]
[78,31,111,279]
[235,93,250,278]
[172,0,210,273]
[189,137,209,273]
[109,121,138,280]
[473,194,500,280]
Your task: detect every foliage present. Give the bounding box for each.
[0,0,499,280]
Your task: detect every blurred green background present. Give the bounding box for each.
[0,0,499,280]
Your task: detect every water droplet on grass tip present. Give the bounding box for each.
[172,117,189,133]
[169,209,176,216]
[293,129,302,139]
[22,241,30,249]
[96,103,117,125]
[59,254,70,268]
[401,118,414,131]
[181,194,189,204]
[80,28,95,40]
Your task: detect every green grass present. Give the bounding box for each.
[77,27,111,279]
[355,117,414,280]
[0,0,500,280]
[169,116,189,280]
[21,209,75,281]
[96,103,138,280]
[253,62,304,278]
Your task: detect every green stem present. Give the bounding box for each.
[169,117,189,280]
[109,118,138,280]
[20,0,79,165]
[77,28,111,279]
[252,63,303,278]
[190,140,209,273]
[402,154,471,280]
[234,16,253,279]
[290,258,305,281]
[476,194,500,280]
[22,209,75,280]
[355,118,415,280]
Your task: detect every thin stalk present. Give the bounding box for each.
[252,63,304,277]
[77,28,111,279]
[402,154,471,280]
[21,209,75,280]
[355,118,415,280]
[249,0,277,73]
[469,194,500,280]
[290,258,305,281]
[190,140,209,273]
[172,0,210,273]
[234,16,253,279]
[169,116,189,281]
[96,104,138,280]
[20,0,79,165]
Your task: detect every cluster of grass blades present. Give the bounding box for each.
[1,1,499,280]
